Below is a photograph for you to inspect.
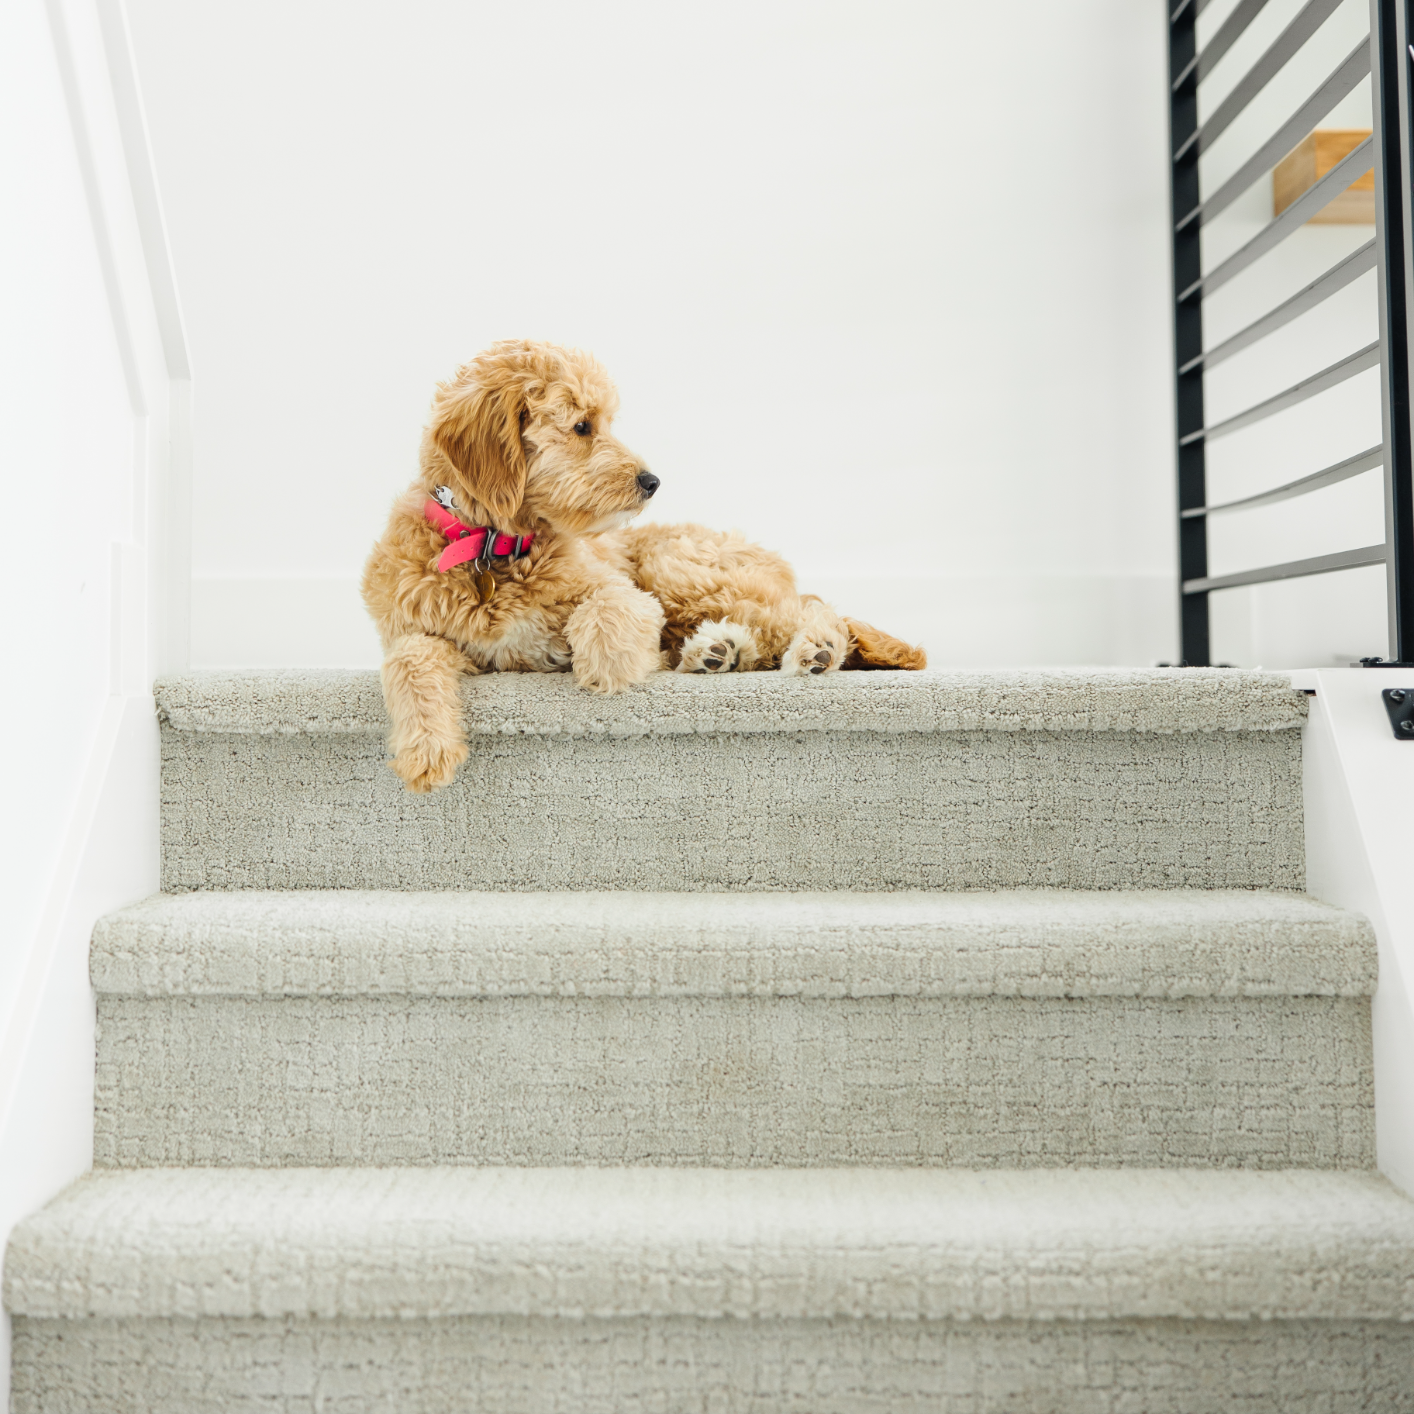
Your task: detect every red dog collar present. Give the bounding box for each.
[424,495,533,574]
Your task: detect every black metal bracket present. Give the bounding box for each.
[1382,687,1414,737]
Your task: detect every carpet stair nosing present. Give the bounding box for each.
[9,1167,1414,1324]
[152,667,1308,739]
[90,888,1374,999]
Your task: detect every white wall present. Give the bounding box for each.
[1295,668,1414,1199]
[0,1,188,1402]
[122,0,1180,669]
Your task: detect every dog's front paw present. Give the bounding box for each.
[390,736,468,793]
[566,584,665,694]
[676,620,760,674]
[780,626,849,677]
[573,662,637,694]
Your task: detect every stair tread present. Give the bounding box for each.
[9,1167,1414,1322]
[92,888,1374,998]
[153,667,1308,738]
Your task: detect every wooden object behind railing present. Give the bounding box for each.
[1274,128,1374,223]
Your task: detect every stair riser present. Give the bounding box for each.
[160,728,1305,891]
[13,1315,1413,1414]
[95,995,1373,1168]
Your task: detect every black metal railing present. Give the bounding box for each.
[1168,0,1414,664]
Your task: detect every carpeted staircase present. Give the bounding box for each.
[7,668,1414,1411]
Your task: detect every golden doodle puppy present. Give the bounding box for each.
[362,339,925,792]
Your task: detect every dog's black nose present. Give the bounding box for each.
[636,471,660,497]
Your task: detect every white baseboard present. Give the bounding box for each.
[192,577,385,667]
[192,574,1179,669]
[803,574,1177,668]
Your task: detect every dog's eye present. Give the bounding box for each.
[573,420,592,437]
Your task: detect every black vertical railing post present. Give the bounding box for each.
[1169,4,1210,665]
[1372,0,1414,660]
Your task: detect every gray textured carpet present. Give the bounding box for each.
[161,729,1305,892]
[12,1316,1414,1414]
[11,1168,1414,1321]
[153,667,1309,738]
[91,889,1375,1168]
[12,668,1413,1410]
[157,669,1308,891]
[93,992,1373,1168]
[92,889,1375,998]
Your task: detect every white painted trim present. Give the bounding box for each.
[91,0,192,667]
[189,573,1179,669]
[0,3,186,1401]
[41,0,146,409]
[0,695,159,1405]
[91,0,188,380]
[43,0,191,671]
[162,377,193,670]
[0,697,129,1131]
[3,0,179,1109]
[1293,667,1414,1196]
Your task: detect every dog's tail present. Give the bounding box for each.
[799,594,926,670]
[841,617,927,670]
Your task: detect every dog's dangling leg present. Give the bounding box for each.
[675,620,761,673]
[381,633,475,792]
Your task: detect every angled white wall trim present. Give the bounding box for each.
[0,1,188,1403]
[0,697,118,1132]
[0,695,159,1141]
[42,0,192,667]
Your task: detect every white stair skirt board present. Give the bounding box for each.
[88,890,1377,1169]
[153,669,1308,892]
[189,574,1178,670]
[10,668,1414,1411]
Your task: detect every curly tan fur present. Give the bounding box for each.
[362,340,924,791]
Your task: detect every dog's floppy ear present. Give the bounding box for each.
[430,361,528,524]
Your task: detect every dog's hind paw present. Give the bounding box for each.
[676,620,760,674]
[780,624,849,677]
[390,735,468,793]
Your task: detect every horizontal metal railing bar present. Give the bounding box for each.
[1180,445,1383,517]
[1179,134,1375,300]
[1174,0,1344,162]
[1179,241,1376,373]
[1174,0,1264,91]
[1175,38,1370,230]
[1179,341,1380,445]
[1183,543,1387,593]
[1192,0,1272,90]
[1172,0,1221,27]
